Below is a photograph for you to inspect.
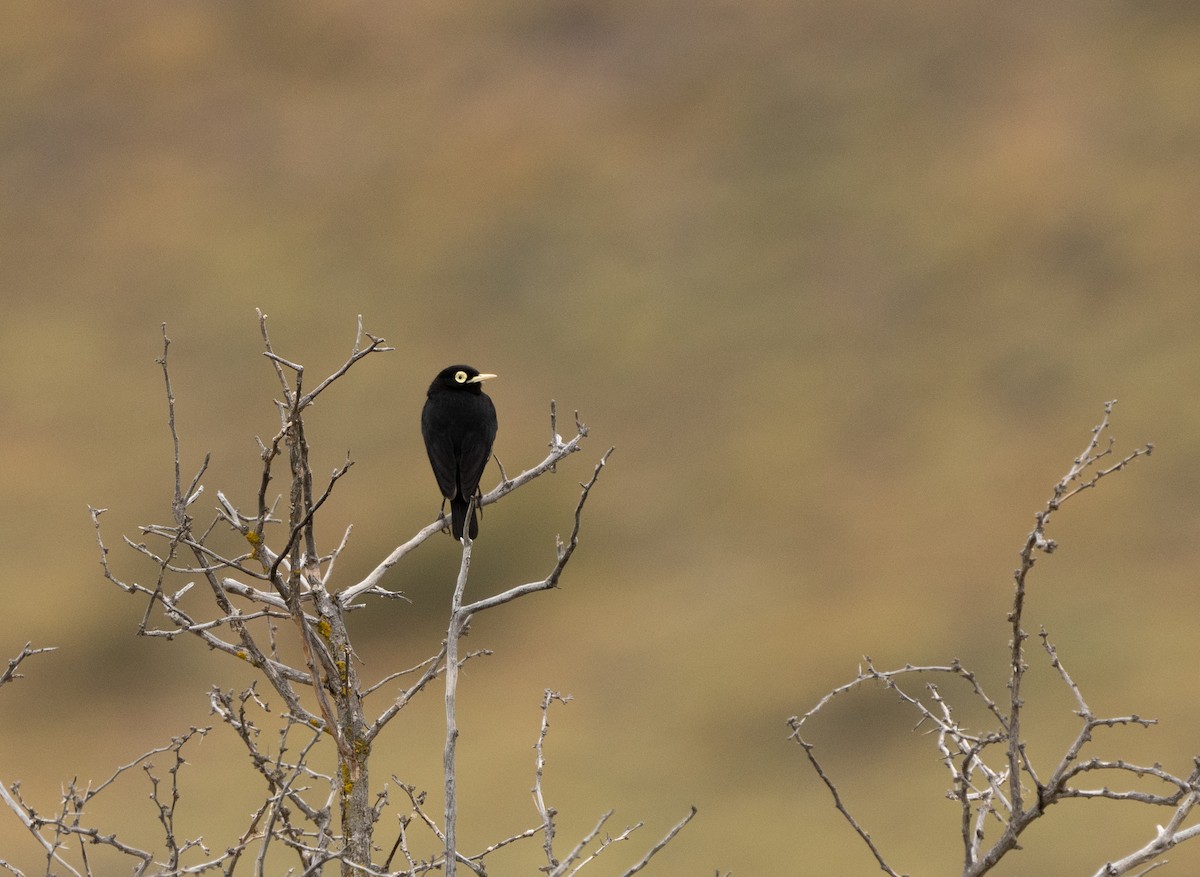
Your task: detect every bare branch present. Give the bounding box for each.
[554,813,642,877]
[442,539,474,877]
[365,647,492,744]
[339,404,596,607]
[790,733,906,877]
[1087,766,1200,877]
[617,807,698,877]
[267,454,354,586]
[459,448,613,617]
[0,728,237,877]
[533,690,574,869]
[1004,401,1153,826]
[552,810,614,875]
[298,315,393,409]
[793,402,1168,877]
[0,643,56,690]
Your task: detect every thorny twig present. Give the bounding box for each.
[791,402,1175,877]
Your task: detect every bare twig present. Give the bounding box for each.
[0,643,56,690]
[617,807,699,876]
[339,404,597,606]
[533,690,574,869]
[460,448,613,616]
[552,810,615,875]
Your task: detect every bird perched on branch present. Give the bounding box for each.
[421,365,498,541]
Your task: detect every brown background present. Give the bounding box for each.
[2,2,1199,873]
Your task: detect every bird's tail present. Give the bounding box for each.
[450,495,479,541]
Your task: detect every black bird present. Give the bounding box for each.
[421,365,498,541]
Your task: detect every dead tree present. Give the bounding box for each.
[789,401,1200,876]
[1,313,693,876]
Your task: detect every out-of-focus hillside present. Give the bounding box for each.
[2,1,1199,873]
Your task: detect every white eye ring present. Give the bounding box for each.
[454,370,469,383]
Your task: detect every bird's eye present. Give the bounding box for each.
[454,370,469,383]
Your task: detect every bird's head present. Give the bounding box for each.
[428,365,497,396]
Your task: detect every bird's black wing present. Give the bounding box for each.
[421,402,461,501]
[456,394,498,499]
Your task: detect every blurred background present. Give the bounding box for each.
[2,1,1199,873]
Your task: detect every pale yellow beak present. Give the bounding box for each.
[469,373,497,383]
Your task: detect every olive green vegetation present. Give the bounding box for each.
[2,2,1200,873]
